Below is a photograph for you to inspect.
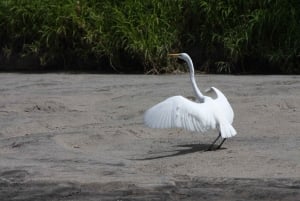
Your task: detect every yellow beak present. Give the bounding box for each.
[168,53,180,57]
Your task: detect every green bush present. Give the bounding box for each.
[101,0,181,73]
[181,0,300,73]
[0,0,299,73]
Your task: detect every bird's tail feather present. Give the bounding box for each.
[219,123,237,138]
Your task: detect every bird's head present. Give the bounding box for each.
[168,53,191,63]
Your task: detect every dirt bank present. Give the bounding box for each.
[0,74,299,200]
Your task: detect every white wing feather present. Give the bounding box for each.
[144,96,217,133]
[204,87,236,137]
[205,87,234,124]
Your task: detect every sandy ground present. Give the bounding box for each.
[0,73,299,200]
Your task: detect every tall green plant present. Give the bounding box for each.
[0,0,299,73]
[102,0,182,73]
[180,0,300,73]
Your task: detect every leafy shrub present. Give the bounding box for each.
[0,0,299,73]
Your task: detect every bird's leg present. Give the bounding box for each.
[207,133,221,151]
[217,138,226,149]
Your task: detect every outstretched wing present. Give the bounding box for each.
[205,87,234,124]
[144,96,217,133]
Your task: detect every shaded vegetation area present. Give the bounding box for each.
[0,0,299,73]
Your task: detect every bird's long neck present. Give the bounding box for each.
[186,58,205,102]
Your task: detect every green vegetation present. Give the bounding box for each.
[0,0,299,73]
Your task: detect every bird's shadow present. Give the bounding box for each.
[133,143,226,161]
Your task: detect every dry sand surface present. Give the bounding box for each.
[0,73,299,200]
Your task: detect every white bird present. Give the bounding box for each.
[144,53,237,150]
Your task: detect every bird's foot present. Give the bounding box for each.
[206,139,226,151]
[206,146,220,151]
[206,145,217,151]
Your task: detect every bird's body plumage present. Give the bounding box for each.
[144,53,236,150]
[144,87,236,138]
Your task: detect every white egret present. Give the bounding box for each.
[144,53,237,151]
